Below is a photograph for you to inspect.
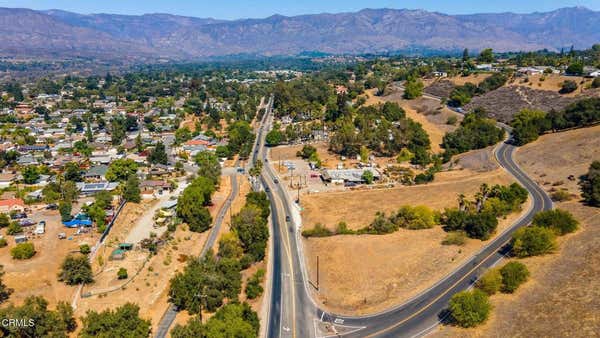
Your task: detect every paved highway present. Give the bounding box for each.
[261,95,553,337]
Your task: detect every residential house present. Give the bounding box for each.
[0,198,26,213]
[83,165,109,181]
[0,174,16,189]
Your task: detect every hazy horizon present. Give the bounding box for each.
[0,0,599,20]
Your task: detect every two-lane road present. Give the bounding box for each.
[262,97,553,337]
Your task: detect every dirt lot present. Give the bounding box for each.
[300,163,526,315]
[302,167,511,231]
[76,175,234,333]
[0,206,96,308]
[432,126,600,337]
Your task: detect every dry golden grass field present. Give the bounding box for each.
[432,125,600,337]
[300,161,530,315]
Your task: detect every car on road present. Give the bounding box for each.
[46,203,58,210]
[265,187,270,192]
[285,215,291,222]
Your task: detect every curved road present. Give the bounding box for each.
[261,99,553,337]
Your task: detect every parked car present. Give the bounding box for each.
[274,179,279,184]
[344,182,357,187]
[58,232,67,239]
[11,212,27,220]
[19,219,37,226]
[46,203,58,210]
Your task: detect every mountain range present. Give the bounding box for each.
[1,6,599,61]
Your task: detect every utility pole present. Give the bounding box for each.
[316,255,319,291]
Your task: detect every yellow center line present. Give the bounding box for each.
[274,176,297,338]
[365,143,548,337]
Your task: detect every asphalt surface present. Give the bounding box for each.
[262,98,553,337]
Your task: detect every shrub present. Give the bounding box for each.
[446,116,458,125]
[559,80,578,94]
[476,268,503,295]
[302,223,334,237]
[532,209,578,235]
[0,238,7,248]
[6,222,22,235]
[511,226,556,257]
[245,269,265,299]
[10,242,36,259]
[592,77,600,89]
[550,190,572,202]
[441,231,467,246]
[365,212,398,234]
[117,267,128,280]
[580,161,600,207]
[499,261,529,293]
[391,205,437,229]
[448,289,492,327]
[79,244,91,255]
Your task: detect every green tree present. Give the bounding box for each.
[177,177,214,232]
[499,261,529,293]
[22,165,40,184]
[105,159,139,182]
[11,243,36,260]
[94,191,113,210]
[265,129,284,146]
[580,161,600,207]
[462,48,469,62]
[477,48,495,63]
[0,296,76,337]
[171,303,259,338]
[361,170,374,184]
[565,62,584,75]
[231,205,269,262]
[448,289,492,327]
[245,269,265,299]
[195,151,222,187]
[0,214,9,228]
[123,175,141,203]
[148,142,168,165]
[403,78,424,99]
[80,303,151,338]
[59,201,72,222]
[532,209,578,235]
[63,162,83,182]
[511,109,551,145]
[175,127,192,144]
[58,254,93,285]
[511,226,556,257]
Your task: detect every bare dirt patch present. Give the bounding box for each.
[0,208,95,308]
[432,126,600,337]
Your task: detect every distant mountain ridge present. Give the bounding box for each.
[0,6,599,60]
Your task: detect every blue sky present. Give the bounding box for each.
[1,0,598,19]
